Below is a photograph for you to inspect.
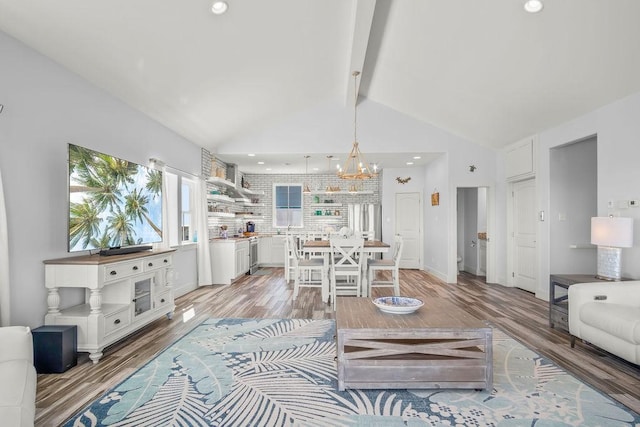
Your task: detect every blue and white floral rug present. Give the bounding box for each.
[64,318,639,426]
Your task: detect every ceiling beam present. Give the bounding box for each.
[345,0,376,106]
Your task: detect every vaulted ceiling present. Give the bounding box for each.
[2,0,640,172]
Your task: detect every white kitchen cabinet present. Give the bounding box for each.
[271,235,286,265]
[210,239,250,284]
[257,236,269,265]
[257,235,286,266]
[235,240,250,277]
[43,249,175,364]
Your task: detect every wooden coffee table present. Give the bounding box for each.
[335,297,493,391]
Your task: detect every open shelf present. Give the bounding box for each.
[307,190,373,195]
[236,214,265,220]
[207,194,236,203]
[309,203,343,207]
[206,176,236,189]
[238,187,265,196]
[208,212,235,218]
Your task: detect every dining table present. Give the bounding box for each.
[301,239,390,303]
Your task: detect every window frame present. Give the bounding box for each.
[272,183,304,229]
[166,171,197,247]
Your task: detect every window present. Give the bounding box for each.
[273,184,303,228]
[166,172,197,246]
[180,178,195,242]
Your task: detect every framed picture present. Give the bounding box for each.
[431,192,439,206]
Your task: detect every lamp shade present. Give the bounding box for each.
[591,217,634,248]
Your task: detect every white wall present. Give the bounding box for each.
[536,92,640,298]
[0,32,202,327]
[217,98,495,162]
[423,154,450,280]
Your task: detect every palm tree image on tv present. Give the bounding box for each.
[68,144,163,252]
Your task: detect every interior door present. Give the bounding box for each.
[395,192,422,269]
[512,179,537,293]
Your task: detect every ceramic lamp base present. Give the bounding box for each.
[596,246,622,281]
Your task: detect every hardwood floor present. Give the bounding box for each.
[35,269,640,426]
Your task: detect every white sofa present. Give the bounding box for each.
[568,281,640,365]
[0,326,37,427]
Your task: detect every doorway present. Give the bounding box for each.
[395,192,422,269]
[549,137,597,274]
[456,188,488,276]
[509,178,537,293]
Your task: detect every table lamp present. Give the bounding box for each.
[591,216,634,280]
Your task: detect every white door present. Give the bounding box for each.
[395,192,422,269]
[512,179,537,293]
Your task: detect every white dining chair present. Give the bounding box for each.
[284,233,297,283]
[288,235,324,300]
[301,232,324,261]
[367,234,403,297]
[329,237,365,309]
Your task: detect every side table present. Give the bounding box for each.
[549,274,627,333]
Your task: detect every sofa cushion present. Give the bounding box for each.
[579,302,640,344]
[0,359,36,427]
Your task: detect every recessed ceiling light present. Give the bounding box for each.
[211,1,228,15]
[247,153,255,157]
[406,161,414,166]
[413,156,421,160]
[257,161,265,165]
[266,168,272,171]
[524,0,543,13]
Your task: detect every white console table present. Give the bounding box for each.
[44,249,175,363]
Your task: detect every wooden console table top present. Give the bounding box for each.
[43,248,176,265]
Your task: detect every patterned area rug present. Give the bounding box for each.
[64,318,639,426]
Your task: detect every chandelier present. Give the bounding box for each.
[337,71,377,180]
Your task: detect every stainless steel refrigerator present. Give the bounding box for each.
[347,203,382,240]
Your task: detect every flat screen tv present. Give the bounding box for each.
[67,143,163,254]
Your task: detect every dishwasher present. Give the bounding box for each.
[248,236,259,274]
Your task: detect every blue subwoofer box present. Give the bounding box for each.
[32,325,78,374]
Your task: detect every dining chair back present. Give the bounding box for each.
[284,233,297,282]
[367,234,403,297]
[329,237,365,309]
[288,234,324,300]
[300,232,324,260]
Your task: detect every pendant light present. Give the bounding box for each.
[303,155,311,194]
[338,71,377,180]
